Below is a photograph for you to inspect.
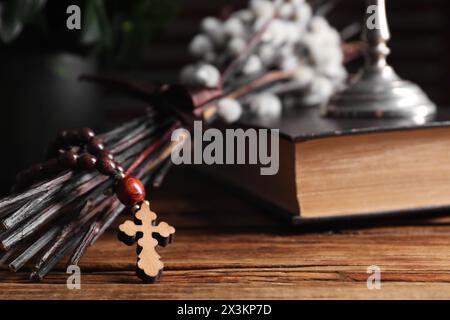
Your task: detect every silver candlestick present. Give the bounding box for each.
[322,0,436,122]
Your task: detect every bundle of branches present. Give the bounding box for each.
[0,112,181,280]
[0,0,361,281]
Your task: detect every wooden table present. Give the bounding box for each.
[2,167,450,299]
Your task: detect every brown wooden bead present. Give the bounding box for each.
[88,138,104,154]
[96,157,117,176]
[58,151,78,168]
[78,154,97,170]
[79,127,95,142]
[115,176,146,206]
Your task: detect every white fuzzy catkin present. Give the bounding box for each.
[250,0,275,18]
[179,64,196,85]
[249,94,282,118]
[224,18,245,37]
[262,19,286,45]
[233,9,254,23]
[217,99,243,123]
[243,55,263,75]
[294,2,312,27]
[258,44,276,66]
[194,64,221,88]
[278,3,294,19]
[293,65,315,88]
[279,22,297,44]
[279,55,298,71]
[201,17,221,34]
[227,37,247,56]
[201,17,226,45]
[189,34,213,58]
[182,0,347,116]
[305,75,335,106]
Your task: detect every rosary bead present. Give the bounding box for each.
[78,154,97,170]
[115,176,146,206]
[96,157,117,176]
[79,127,95,142]
[58,151,78,168]
[88,138,104,154]
[98,150,114,160]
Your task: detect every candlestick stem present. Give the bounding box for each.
[323,0,436,123]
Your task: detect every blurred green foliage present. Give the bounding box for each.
[0,0,47,43]
[0,0,178,66]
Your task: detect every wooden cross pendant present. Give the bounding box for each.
[118,201,175,283]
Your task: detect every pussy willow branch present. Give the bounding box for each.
[220,15,276,87]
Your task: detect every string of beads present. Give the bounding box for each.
[14,127,146,207]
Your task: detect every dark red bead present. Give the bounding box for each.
[58,151,78,168]
[96,157,117,176]
[78,154,97,170]
[79,127,95,142]
[98,150,114,160]
[115,176,146,206]
[88,138,104,154]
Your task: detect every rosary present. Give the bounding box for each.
[13,127,175,283]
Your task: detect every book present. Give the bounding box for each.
[202,107,450,224]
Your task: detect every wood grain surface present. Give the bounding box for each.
[2,168,450,299]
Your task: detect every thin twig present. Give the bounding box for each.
[125,124,179,176]
[9,226,61,272]
[152,160,173,188]
[89,201,123,246]
[220,16,276,87]
[30,231,85,282]
[0,172,73,214]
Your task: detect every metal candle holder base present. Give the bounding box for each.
[322,0,436,122]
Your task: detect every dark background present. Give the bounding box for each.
[0,0,449,194]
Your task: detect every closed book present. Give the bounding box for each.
[202,107,450,224]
